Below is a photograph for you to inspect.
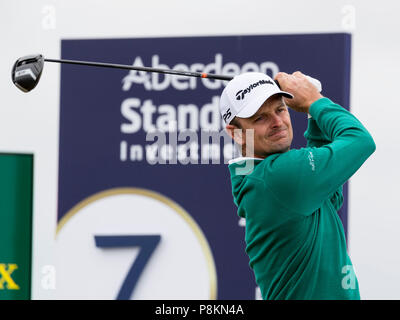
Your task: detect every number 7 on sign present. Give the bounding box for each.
[94,235,161,300]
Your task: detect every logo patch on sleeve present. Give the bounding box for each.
[308,151,315,171]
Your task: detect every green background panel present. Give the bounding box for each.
[0,154,33,300]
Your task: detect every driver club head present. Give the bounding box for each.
[12,54,44,92]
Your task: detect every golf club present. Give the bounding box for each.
[11,54,322,93]
[11,54,234,93]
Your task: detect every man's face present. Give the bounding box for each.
[229,94,293,158]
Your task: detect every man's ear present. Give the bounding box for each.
[226,124,244,146]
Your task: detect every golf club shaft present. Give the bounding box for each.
[44,58,234,81]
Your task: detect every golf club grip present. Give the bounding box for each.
[275,76,322,92]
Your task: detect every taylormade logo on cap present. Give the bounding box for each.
[235,79,274,101]
[219,72,293,124]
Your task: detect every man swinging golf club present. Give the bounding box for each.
[220,71,375,300]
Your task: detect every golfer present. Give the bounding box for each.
[220,71,375,300]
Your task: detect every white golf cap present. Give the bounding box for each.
[219,72,293,124]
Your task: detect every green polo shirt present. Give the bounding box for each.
[228,97,375,300]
